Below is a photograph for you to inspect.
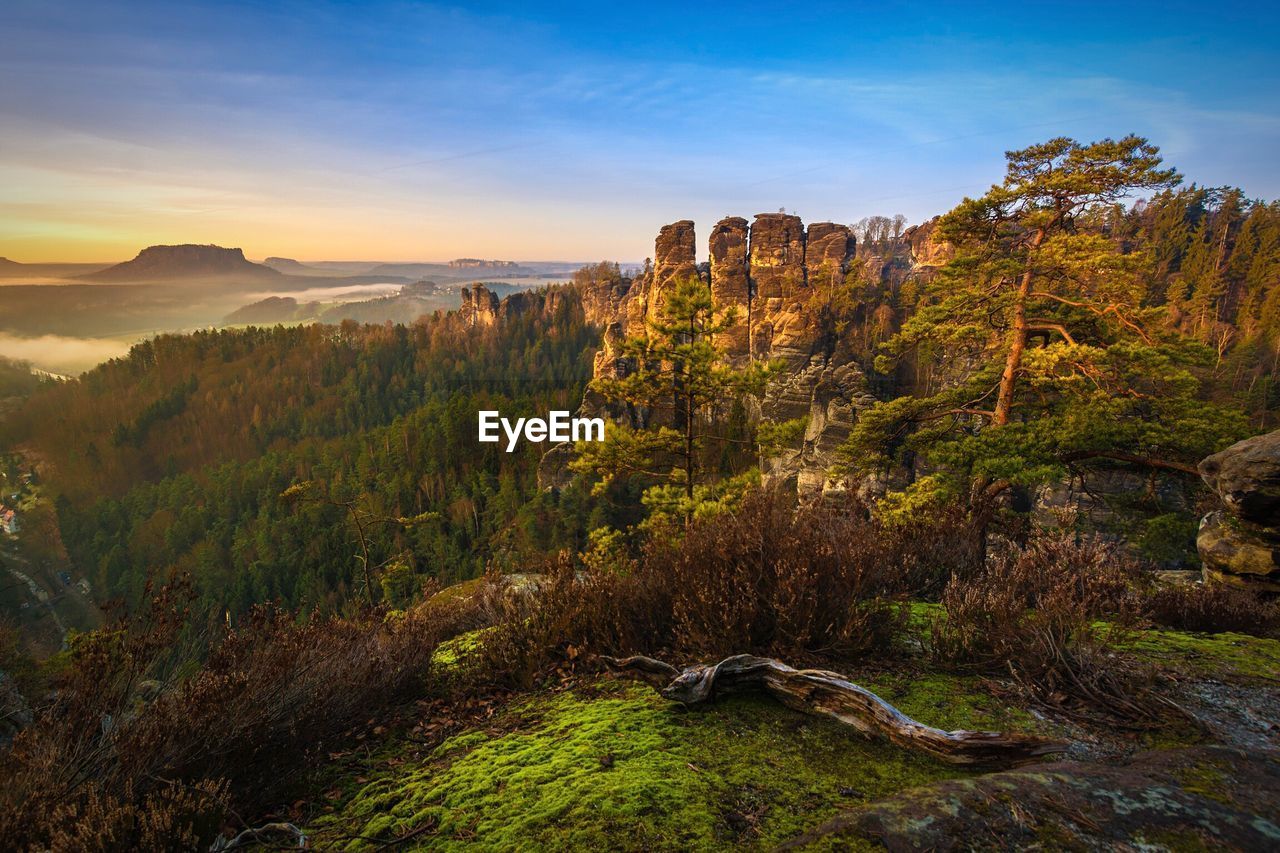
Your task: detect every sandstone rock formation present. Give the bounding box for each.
[647,220,698,327]
[1200,430,1280,526]
[459,283,567,329]
[1198,429,1280,591]
[708,217,750,359]
[459,283,500,327]
[902,217,954,270]
[565,214,874,495]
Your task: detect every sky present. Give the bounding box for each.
[2,0,1279,263]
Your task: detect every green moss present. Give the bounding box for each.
[427,577,485,607]
[1170,759,1234,807]
[308,677,1002,850]
[1128,628,1280,681]
[430,628,489,670]
[854,670,1044,734]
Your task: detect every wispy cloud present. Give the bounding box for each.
[1,1,1276,261]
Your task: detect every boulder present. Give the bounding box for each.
[1197,428,1280,590]
[1199,429,1280,527]
[1197,511,1280,592]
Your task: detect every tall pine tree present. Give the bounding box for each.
[842,136,1248,518]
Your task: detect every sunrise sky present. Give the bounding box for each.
[3,0,1278,263]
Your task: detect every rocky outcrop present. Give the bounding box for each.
[805,222,855,293]
[459,283,568,329]
[903,216,954,269]
[647,220,698,327]
[709,217,751,360]
[559,214,872,496]
[749,214,809,364]
[783,746,1280,851]
[1200,431,1280,526]
[459,283,500,327]
[760,358,877,494]
[1198,430,1280,591]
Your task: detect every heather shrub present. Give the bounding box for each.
[471,557,671,689]
[41,779,229,853]
[930,532,1168,724]
[1145,582,1280,637]
[470,487,989,679]
[0,577,465,850]
[646,489,908,660]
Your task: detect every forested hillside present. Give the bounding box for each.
[2,296,598,616]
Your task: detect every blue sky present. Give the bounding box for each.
[2,0,1278,261]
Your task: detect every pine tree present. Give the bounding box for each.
[573,276,776,524]
[841,136,1249,518]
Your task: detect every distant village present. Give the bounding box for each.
[0,462,33,536]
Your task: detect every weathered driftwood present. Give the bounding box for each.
[601,654,1068,766]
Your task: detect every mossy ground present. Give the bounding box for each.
[307,673,1020,850]
[1128,628,1280,681]
[307,624,1279,850]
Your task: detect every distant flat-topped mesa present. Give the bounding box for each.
[449,258,519,269]
[82,244,280,282]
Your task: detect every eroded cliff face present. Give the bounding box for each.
[459,283,568,328]
[571,214,921,495]
[459,283,501,327]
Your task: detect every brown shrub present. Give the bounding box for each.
[647,490,908,660]
[1145,582,1280,637]
[42,779,229,853]
[0,576,464,851]
[470,557,671,690]
[470,487,987,684]
[930,532,1168,725]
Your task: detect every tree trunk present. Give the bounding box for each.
[602,654,1068,766]
[685,318,696,512]
[993,228,1046,426]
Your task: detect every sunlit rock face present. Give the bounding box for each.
[709,216,750,361]
[646,220,699,327]
[459,283,500,327]
[903,217,954,269]
[1197,430,1280,591]
[565,214,879,496]
[460,283,567,329]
